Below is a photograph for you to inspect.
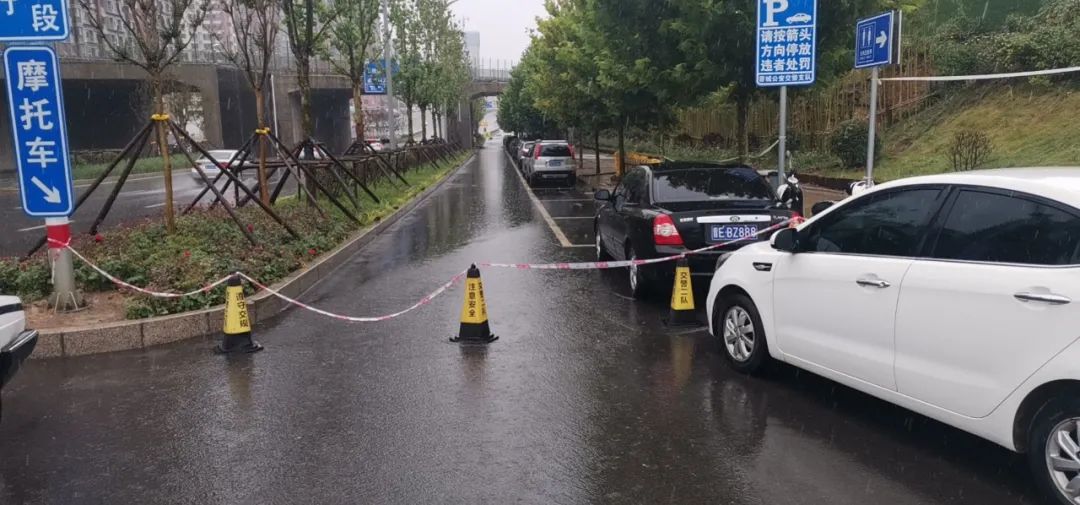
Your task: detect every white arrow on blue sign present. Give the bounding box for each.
[3,46,74,217]
[756,0,818,87]
[0,0,69,42]
[855,12,895,69]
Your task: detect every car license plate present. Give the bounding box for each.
[710,224,759,242]
[543,173,567,178]
[548,160,562,167]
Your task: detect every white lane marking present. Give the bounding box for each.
[19,220,75,232]
[536,199,595,203]
[552,216,594,220]
[145,203,167,208]
[505,150,576,248]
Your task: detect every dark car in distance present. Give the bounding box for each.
[595,162,798,298]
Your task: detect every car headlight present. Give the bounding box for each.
[715,252,734,272]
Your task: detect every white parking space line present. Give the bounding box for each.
[504,150,592,249]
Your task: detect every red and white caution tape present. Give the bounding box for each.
[479,220,795,270]
[237,271,468,323]
[48,238,233,298]
[47,218,800,322]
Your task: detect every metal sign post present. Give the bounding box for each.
[3,12,79,310]
[756,0,818,186]
[855,11,898,186]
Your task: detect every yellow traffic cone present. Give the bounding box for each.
[216,275,264,354]
[665,258,701,327]
[451,265,498,344]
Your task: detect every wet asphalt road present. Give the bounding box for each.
[0,141,1044,504]
[0,172,295,257]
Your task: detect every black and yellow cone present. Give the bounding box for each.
[451,265,498,344]
[216,275,264,354]
[665,258,701,327]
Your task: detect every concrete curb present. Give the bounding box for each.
[31,152,476,359]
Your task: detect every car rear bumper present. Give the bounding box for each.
[649,243,766,281]
[0,330,38,389]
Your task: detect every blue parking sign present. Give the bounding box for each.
[756,0,817,87]
[855,12,895,69]
[0,0,69,42]
[4,46,74,217]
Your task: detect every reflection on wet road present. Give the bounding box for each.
[0,141,1041,504]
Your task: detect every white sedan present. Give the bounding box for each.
[0,296,38,420]
[706,168,1080,505]
[190,150,247,182]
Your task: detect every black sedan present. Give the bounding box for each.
[594,162,798,298]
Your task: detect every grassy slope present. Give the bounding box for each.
[873,84,1080,180]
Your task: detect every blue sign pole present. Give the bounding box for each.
[757,0,817,185]
[3,0,78,309]
[3,46,74,217]
[853,11,897,186]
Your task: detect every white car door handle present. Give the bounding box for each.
[1015,292,1072,305]
[856,278,891,289]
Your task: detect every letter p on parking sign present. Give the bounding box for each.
[756,0,817,87]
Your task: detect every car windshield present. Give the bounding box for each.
[202,151,237,162]
[540,145,571,157]
[653,168,775,203]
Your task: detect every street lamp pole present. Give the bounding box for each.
[381,0,397,149]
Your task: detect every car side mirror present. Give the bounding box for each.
[594,189,611,201]
[771,228,799,253]
[810,201,835,216]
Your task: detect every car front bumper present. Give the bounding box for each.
[0,330,38,389]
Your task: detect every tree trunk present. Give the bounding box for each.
[153,74,176,233]
[737,94,750,157]
[431,109,437,139]
[298,57,316,201]
[255,88,270,205]
[616,118,626,178]
[352,80,365,141]
[406,102,414,143]
[420,105,428,141]
[594,128,600,176]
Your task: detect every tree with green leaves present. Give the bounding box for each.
[326,0,382,141]
[282,0,338,146]
[390,0,423,142]
[646,0,917,156]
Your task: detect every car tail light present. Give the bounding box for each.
[789,212,804,227]
[653,214,684,246]
[568,144,575,158]
[534,144,542,158]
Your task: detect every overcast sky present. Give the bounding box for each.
[452,0,548,64]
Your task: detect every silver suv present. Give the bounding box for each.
[524,141,576,187]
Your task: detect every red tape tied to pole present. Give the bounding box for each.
[46,225,71,250]
[45,219,798,321]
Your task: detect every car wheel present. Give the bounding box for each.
[1028,397,1080,505]
[715,293,771,374]
[595,228,612,261]
[627,246,650,299]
